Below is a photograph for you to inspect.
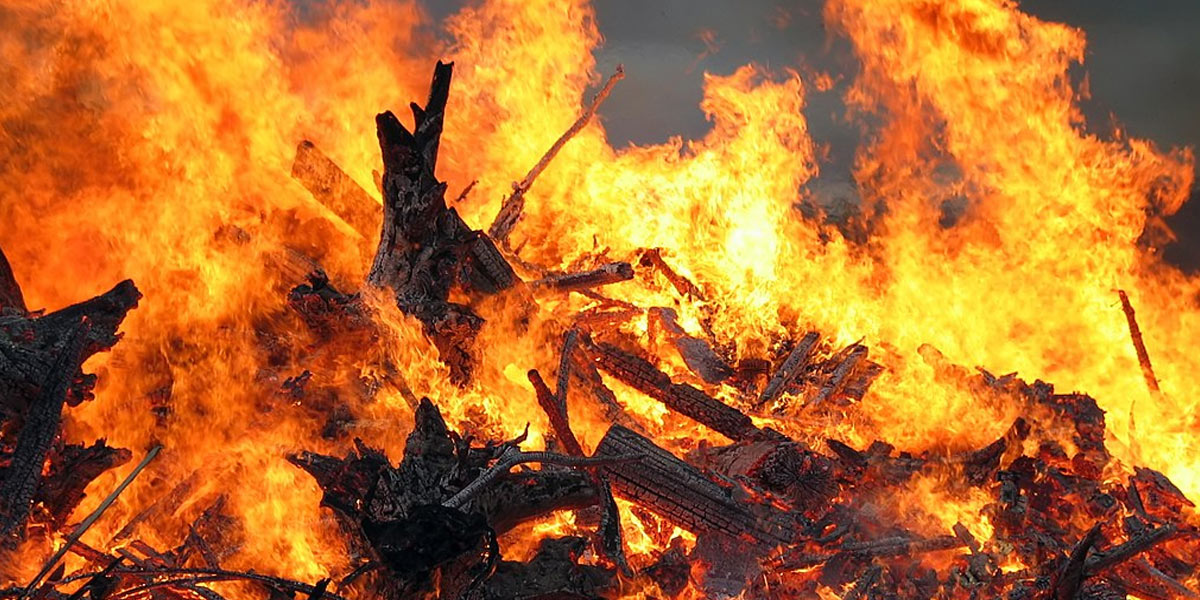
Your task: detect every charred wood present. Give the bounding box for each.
[0,321,91,543]
[757,331,819,411]
[0,248,25,314]
[594,424,794,547]
[587,339,759,442]
[531,262,633,293]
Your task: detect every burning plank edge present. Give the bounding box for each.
[291,140,380,244]
[594,424,794,547]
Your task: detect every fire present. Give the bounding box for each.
[0,0,1196,597]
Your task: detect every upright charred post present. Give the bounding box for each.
[366,61,518,384]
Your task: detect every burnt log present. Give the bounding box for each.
[365,62,518,384]
[594,424,793,547]
[0,278,141,416]
[586,339,759,442]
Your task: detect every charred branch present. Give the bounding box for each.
[594,424,794,547]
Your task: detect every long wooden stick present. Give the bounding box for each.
[22,445,163,599]
[488,65,625,244]
[1117,290,1162,397]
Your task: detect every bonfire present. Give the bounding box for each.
[0,1,1197,599]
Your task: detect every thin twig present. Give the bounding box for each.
[21,445,163,599]
[488,65,625,244]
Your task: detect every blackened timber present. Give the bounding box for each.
[1055,524,1102,600]
[0,246,26,313]
[0,321,90,543]
[555,328,579,412]
[595,425,793,546]
[589,341,758,441]
[531,262,634,293]
[529,369,583,456]
[366,61,518,383]
[757,331,819,410]
[809,344,867,408]
[291,140,380,242]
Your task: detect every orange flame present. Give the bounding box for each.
[0,0,1196,596]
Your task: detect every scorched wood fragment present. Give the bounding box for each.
[35,440,132,530]
[365,61,518,384]
[292,399,608,599]
[0,321,91,542]
[586,339,761,442]
[531,262,634,293]
[0,248,25,314]
[594,424,794,547]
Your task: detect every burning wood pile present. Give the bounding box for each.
[1,61,1197,600]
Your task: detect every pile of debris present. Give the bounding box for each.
[0,62,1196,600]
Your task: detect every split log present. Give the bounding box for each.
[756,332,819,410]
[586,339,760,442]
[594,424,794,547]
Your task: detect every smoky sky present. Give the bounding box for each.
[419,0,1200,269]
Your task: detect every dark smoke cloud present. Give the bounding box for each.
[422,0,1200,269]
